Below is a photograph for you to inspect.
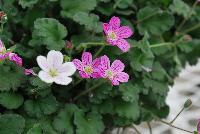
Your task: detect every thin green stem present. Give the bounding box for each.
[131,125,141,134]
[74,81,105,100]
[147,122,152,134]
[150,42,174,48]
[136,10,162,24]
[158,119,193,133]
[176,0,198,32]
[170,107,185,124]
[76,42,106,50]
[94,45,105,58]
[181,23,200,35]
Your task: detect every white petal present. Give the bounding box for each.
[38,71,54,83]
[47,50,63,69]
[54,73,72,85]
[58,62,76,76]
[37,56,50,71]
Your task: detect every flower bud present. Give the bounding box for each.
[183,35,192,42]
[64,55,71,62]
[66,41,73,49]
[0,11,7,24]
[184,99,192,108]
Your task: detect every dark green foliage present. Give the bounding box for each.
[0,0,200,133]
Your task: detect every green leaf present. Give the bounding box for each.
[53,104,78,134]
[114,0,133,9]
[74,111,105,134]
[137,6,175,35]
[129,38,154,72]
[119,83,139,103]
[60,0,97,18]
[143,77,169,96]
[0,114,25,134]
[115,100,140,120]
[27,124,42,134]
[30,18,68,50]
[18,0,38,8]
[0,62,24,91]
[24,95,59,118]
[169,0,192,18]
[0,92,24,109]
[73,12,102,33]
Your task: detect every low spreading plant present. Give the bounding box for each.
[0,0,200,134]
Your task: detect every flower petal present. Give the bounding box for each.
[103,23,110,34]
[38,71,54,83]
[116,26,133,38]
[54,74,72,85]
[59,62,76,76]
[100,55,110,70]
[116,72,129,83]
[92,58,101,68]
[79,71,90,78]
[47,50,63,68]
[111,78,120,86]
[116,39,131,52]
[81,52,92,65]
[73,59,83,71]
[111,60,125,72]
[37,56,50,71]
[91,72,101,78]
[109,16,120,29]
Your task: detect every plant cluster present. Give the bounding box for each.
[0,0,200,134]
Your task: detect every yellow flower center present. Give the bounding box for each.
[108,31,117,40]
[49,68,58,77]
[106,70,114,78]
[84,66,93,74]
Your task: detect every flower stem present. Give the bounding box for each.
[147,122,152,134]
[73,81,105,100]
[157,118,193,133]
[181,23,200,35]
[170,107,185,124]
[150,42,174,48]
[136,10,162,24]
[76,42,106,50]
[176,0,199,32]
[132,125,141,134]
[94,45,106,58]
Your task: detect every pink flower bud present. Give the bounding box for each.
[25,69,36,76]
[66,41,73,49]
[9,53,23,66]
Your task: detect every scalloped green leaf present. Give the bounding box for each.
[169,0,192,18]
[24,95,59,118]
[0,92,24,109]
[19,0,38,8]
[60,0,97,18]
[30,18,68,50]
[27,124,42,134]
[137,6,175,35]
[53,104,78,134]
[73,12,102,33]
[0,114,25,134]
[74,111,105,134]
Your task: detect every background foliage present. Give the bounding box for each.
[0,0,200,133]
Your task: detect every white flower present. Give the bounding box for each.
[37,50,76,85]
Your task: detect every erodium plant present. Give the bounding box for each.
[0,0,200,134]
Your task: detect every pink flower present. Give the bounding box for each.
[103,16,133,52]
[73,52,101,78]
[25,69,36,76]
[9,53,23,66]
[99,55,129,85]
[198,119,200,134]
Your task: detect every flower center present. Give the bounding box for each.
[106,70,114,78]
[84,66,93,74]
[49,68,58,77]
[108,31,117,40]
